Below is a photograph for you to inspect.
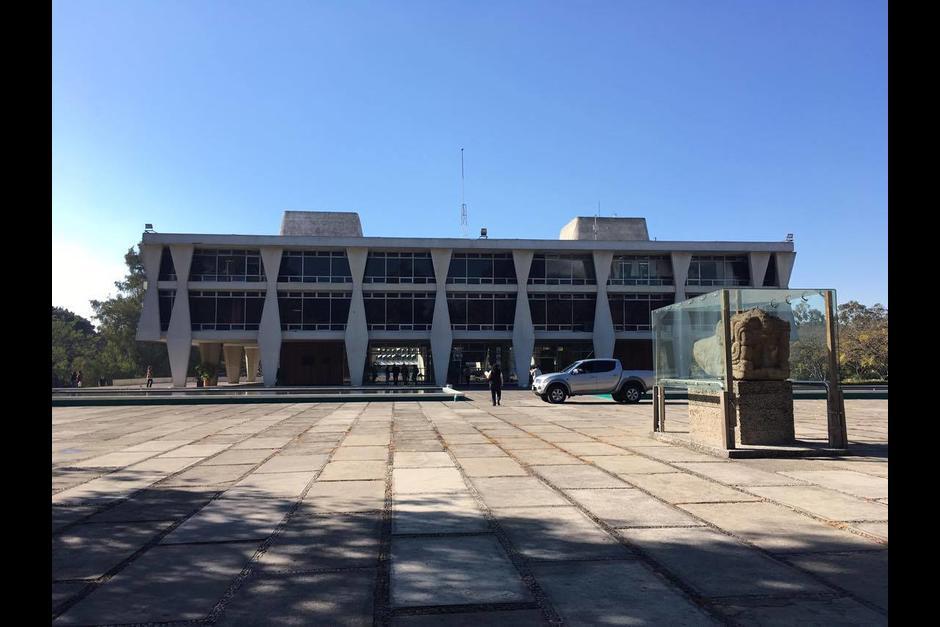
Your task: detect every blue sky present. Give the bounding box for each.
[53,0,887,321]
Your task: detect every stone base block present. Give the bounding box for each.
[733,380,794,446]
[687,381,795,449]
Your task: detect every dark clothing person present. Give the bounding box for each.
[76,371,83,388]
[488,365,503,406]
[146,366,154,388]
[70,371,77,388]
[384,366,391,385]
[392,365,401,385]
[412,365,419,384]
[371,364,378,384]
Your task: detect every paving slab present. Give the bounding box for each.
[257,512,381,572]
[394,467,468,494]
[495,506,630,561]
[53,521,172,579]
[303,480,386,512]
[628,446,727,463]
[558,442,625,456]
[584,454,676,474]
[159,443,230,458]
[778,470,889,499]
[318,460,387,481]
[565,488,705,528]
[344,434,391,446]
[54,543,258,624]
[511,448,582,466]
[52,582,87,611]
[448,444,509,458]
[217,570,375,626]
[202,448,278,466]
[232,436,297,450]
[674,461,808,486]
[531,464,629,488]
[86,487,216,523]
[162,495,294,544]
[532,560,717,625]
[232,471,314,499]
[394,492,488,534]
[712,595,887,625]
[679,502,885,554]
[332,445,390,461]
[470,477,569,508]
[161,463,255,488]
[52,469,165,505]
[747,485,889,522]
[393,452,454,468]
[52,505,97,531]
[783,550,888,610]
[390,535,532,607]
[255,454,330,474]
[457,457,528,477]
[617,526,829,598]
[391,609,545,626]
[73,451,159,468]
[621,472,760,504]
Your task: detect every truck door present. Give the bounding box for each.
[590,360,620,392]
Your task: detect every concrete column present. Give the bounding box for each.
[259,247,284,387]
[775,252,796,288]
[592,251,615,359]
[748,252,771,288]
[223,344,244,384]
[345,247,369,386]
[137,244,162,341]
[512,250,535,388]
[198,343,221,365]
[244,346,261,383]
[166,244,194,387]
[430,248,453,386]
[670,252,693,379]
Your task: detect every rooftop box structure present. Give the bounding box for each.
[559,217,649,241]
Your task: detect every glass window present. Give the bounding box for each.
[494,298,516,325]
[364,295,385,326]
[446,253,516,284]
[190,249,264,282]
[304,255,331,279]
[529,295,546,325]
[448,297,467,325]
[414,257,435,279]
[529,254,595,285]
[158,289,175,331]
[158,248,177,280]
[468,298,493,325]
[415,295,435,324]
[331,255,351,280]
[687,255,749,286]
[279,254,304,280]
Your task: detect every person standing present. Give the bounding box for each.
[70,370,77,388]
[487,363,503,406]
[384,365,391,385]
[146,365,154,388]
[76,370,83,388]
[412,364,419,384]
[392,364,401,385]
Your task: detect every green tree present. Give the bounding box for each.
[51,307,101,386]
[838,301,888,381]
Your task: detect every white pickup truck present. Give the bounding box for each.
[531,358,655,404]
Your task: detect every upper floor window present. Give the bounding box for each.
[609,255,673,286]
[686,255,749,287]
[763,255,779,287]
[528,254,596,285]
[528,293,596,331]
[190,249,265,282]
[278,291,351,331]
[364,252,435,284]
[278,251,352,283]
[363,292,435,331]
[189,290,265,331]
[447,253,516,284]
[158,247,177,281]
[447,293,516,331]
[608,294,674,331]
[158,289,175,331]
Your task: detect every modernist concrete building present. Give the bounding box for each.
[136,212,795,388]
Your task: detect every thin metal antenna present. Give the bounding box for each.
[460,148,469,237]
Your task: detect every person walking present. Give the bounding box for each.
[487,363,503,406]
[145,365,154,388]
[370,363,378,384]
[76,370,83,388]
[530,365,542,380]
[384,365,391,385]
[70,370,78,388]
[411,364,419,384]
[392,364,401,385]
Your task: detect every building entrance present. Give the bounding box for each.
[532,342,595,375]
[279,341,349,386]
[614,339,654,370]
[448,342,517,386]
[366,342,433,385]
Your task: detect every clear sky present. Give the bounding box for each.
[53,0,887,322]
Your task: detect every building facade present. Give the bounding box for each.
[136,212,795,388]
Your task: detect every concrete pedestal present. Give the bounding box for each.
[223,345,244,385]
[244,347,261,383]
[689,381,795,448]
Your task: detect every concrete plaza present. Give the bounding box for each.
[52,393,888,625]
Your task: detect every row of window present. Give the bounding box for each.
[157,248,771,287]
[157,290,681,333]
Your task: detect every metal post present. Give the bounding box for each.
[652,385,660,431]
[824,291,848,449]
[720,290,736,449]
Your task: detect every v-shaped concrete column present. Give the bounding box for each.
[592,251,615,359]
[345,247,369,386]
[259,247,283,387]
[137,244,162,342]
[166,244,194,387]
[775,252,796,288]
[430,249,453,387]
[670,252,693,378]
[749,252,771,288]
[512,250,535,388]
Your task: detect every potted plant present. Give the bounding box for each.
[194,363,212,387]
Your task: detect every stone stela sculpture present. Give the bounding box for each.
[689,308,796,448]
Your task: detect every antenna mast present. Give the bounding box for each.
[460,148,469,237]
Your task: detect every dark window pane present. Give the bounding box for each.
[386,258,402,281]
[332,256,351,279]
[448,298,467,325]
[468,299,493,324]
[572,299,595,328]
[529,257,545,280]
[304,256,330,278]
[305,298,330,324]
[331,297,350,324]
[729,261,749,284]
[414,257,435,279]
[279,297,303,324]
[216,297,243,323]
[190,296,215,324]
[547,297,570,324]
[468,258,493,280]
[218,255,246,278]
[529,298,546,324]
[158,248,176,279]
[415,296,435,324]
[191,254,216,277]
[399,258,413,280]
[494,298,516,324]
[365,256,385,279]
[364,298,385,325]
[624,300,648,325]
[700,261,718,281]
[547,258,568,280]
[448,258,466,280]
[246,296,264,323]
[570,258,586,280]
[609,298,624,326]
[386,297,404,323]
[493,259,515,280]
[279,256,303,278]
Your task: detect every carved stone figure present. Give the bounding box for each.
[730,308,789,380]
[692,321,724,377]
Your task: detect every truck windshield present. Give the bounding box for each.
[561,361,583,373]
